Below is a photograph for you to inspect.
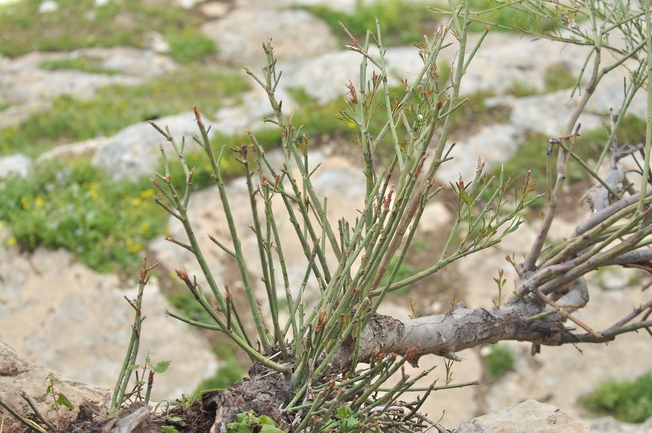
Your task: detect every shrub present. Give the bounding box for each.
[483,344,515,382]
[580,371,652,423]
[167,31,218,64]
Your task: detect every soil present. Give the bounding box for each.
[49,363,291,433]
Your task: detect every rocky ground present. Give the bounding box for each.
[1,0,652,432]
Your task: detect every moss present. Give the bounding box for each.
[167,31,218,64]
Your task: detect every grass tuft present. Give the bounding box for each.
[0,0,210,59]
[39,57,121,75]
[0,66,250,157]
[0,158,167,276]
[579,371,652,423]
[298,0,439,46]
[483,344,515,382]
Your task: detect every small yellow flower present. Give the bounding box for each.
[125,238,142,253]
[132,197,142,206]
[34,197,45,207]
[140,223,150,234]
[21,197,29,210]
[140,189,155,198]
[7,237,17,246]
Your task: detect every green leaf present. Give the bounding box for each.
[45,373,63,386]
[161,426,179,433]
[336,405,354,420]
[257,415,276,426]
[259,425,284,433]
[343,416,360,431]
[227,421,250,433]
[56,393,74,411]
[166,416,186,427]
[153,360,171,374]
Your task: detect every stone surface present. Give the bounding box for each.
[0,341,109,429]
[199,1,230,17]
[585,416,652,433]
[417,200,454,233]
[457,399,592,433]
[448,33,588,96]
[0,233,220,401]
[37,137,106,162]
[0,153,33,178]
[201,8,339,66]
[91,111,201,181]
[0,47,176,130]
[434,123,523,184]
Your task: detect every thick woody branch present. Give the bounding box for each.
[330,286,652,372]
[330,291,582,372]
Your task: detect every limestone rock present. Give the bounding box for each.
[0,48,176,130]
[438,32,587,96]
[201,8,339,66]
[483,285,652,422]
[0,153,33,179]
[37,137,106,162]
[434,123,523,184]
[91,111,201,181]
[585,416,652,433]
[457,399,592,433]
[0,239,219,401]
[0,341,109,430]
[199,1,230,18]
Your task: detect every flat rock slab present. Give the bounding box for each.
[201,8,339,66]
[0,341,109,430]
[0,47,176,130]
[0,234,219,401]
[457,399,592,433]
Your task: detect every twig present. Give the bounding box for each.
[605,301,652,332]
[0,398,48,433]
[524,125,581,272]
[534,289,601,338]
[21,393,56,433]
